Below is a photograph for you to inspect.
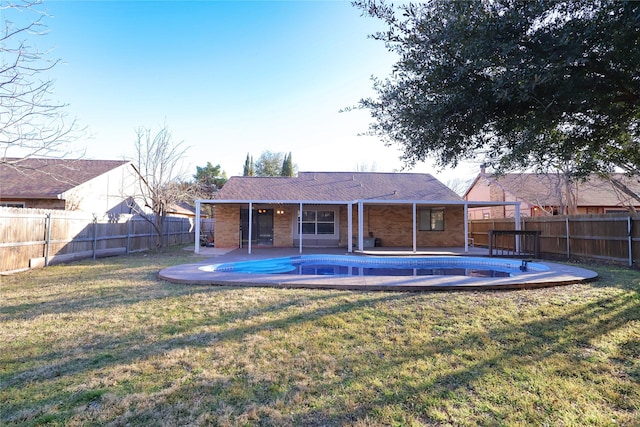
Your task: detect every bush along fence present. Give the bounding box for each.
[0,207,196,273]
[469,213,640,267]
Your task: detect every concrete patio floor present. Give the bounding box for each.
[159,246,599,291]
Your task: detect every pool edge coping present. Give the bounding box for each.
[159,254,598,291]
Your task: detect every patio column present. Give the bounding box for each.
[464,203,469,253]
[299,202,303,254]
[248,202,253,255]
[358,201,364,251]
[347,203,353,253]
[194,200,201,255]
[412,203,417,253]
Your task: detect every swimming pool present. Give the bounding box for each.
[199,255,549,278]
[159,249,597,291]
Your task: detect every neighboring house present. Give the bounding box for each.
[166,202,196,219]
[464,168,640,219]
[195,171,519,253]
[167,202,215,239]
[0,158,145,219]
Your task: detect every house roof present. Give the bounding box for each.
[167,202,196,216]
[215,171,463,203]
[470,172,640,207]
[0,158,131,199]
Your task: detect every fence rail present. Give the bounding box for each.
[0,207,197,273]
[469,213,640,267]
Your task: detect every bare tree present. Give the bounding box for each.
[129,124,192,250]
[354,161,378,172]
[601,173,640,210]
[591,174,639,214]
[1,0,80,168]
[445,177,473,197]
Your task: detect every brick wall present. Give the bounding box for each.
[214,204,296,248]
[273,207,294,246]
[489,185,507,218]
[338,205,363,246]
[367,205,464,247]
[215,203,465,249]
[339,204,465,248]
[25,199,66,209]
[214,204,240,247]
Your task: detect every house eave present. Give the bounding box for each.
[198,198,520,207]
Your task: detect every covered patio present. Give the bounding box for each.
[193,199,521,256]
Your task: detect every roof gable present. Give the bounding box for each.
[216,171,463,202]
[0,158,131,199]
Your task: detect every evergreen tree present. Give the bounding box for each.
[243,153,255,176]
[281,152,294,176]
[194,162,227,192]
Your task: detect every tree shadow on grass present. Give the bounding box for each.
[1,289,412,424]
[2,277,639,425]
[583,263,640,293]
[102,287,638,426]
[290,291,640,425]
[0,255,219,322]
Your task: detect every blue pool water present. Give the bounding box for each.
[199,255,549,278]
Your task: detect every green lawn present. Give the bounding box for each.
[1,246,638,426]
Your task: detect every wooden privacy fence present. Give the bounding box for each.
[469,213,640,266]
[0,207,196,273]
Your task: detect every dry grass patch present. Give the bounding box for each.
[1,247,639,426]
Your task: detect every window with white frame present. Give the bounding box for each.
[297,209,336,235]
[418,208,444,231]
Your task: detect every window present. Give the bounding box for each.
[419,208,444,231]
[298,209,335,235]
[0,202,25,208]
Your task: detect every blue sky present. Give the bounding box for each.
[31,0,476,182]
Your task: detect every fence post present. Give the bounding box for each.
[628,216,633,267]
[164,217,169,248]
[565,217,570,259]
[44,213,52,267]
[126,219,131,255]
[488,230,494,257]
[92,215,98,259]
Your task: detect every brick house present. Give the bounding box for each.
[195,171,519,254]
[0,158,145,219]
[464,168,640,219]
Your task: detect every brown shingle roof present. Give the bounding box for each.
[216,171,462,202]
[488,173,640,207]
[0,158,130,199]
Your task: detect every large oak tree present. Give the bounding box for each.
[355,0,640,180]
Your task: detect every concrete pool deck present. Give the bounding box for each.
[158,247,598,291]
